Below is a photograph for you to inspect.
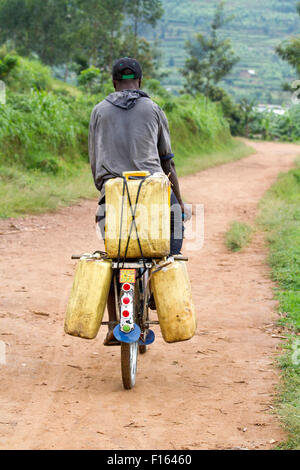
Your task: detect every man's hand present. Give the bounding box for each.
[181,204,192,222]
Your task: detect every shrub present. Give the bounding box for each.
[225,221,253,252]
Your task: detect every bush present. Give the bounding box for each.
[5,56,52,92]
[0,52,18,79]
[225,221,253,252]
[248,105,300,142]
[78,66,102,94]
[0,89,93,170]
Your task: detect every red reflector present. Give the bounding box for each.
[123,297,130,305]
[123,283,131,292]
[122,310,130,318]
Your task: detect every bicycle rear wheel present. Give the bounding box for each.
[121,341,138,390]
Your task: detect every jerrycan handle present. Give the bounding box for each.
[122,171,150,181]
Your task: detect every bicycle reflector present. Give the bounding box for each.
[122,283,131,292]
[120,282,134,334]
[122,297,130,305]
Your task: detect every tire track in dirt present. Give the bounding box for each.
[0,140,299,450]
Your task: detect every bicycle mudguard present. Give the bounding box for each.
[113,324,141,344]
[139,329,155,346]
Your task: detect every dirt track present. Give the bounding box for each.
[0,140,299,450]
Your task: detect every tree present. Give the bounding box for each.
[276,2,300,86]
[75,0,126,71]
[0,50,18,80]
[0,0,81,68]
[182,1,239,97]
[125,0,163,55]
[238,97,257,138]
[0,0,164,79]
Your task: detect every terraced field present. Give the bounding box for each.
[148,0,299,104]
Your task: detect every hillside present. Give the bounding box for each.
[1,53,252,217]
[149,0,300,104]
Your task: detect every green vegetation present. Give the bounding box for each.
[148,0,299,103]
[182,2,239,97]
[225,221,253,252]
[249,105,300,142]
[0,165,97,218]
[258,161,300,449]
[276,2,300,89]
[0,0,164,78]
[0,53,252,218]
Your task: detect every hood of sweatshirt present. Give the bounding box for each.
[105,89,150,110]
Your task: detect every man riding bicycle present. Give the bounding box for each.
[88,57,188,345]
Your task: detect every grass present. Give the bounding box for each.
[0,163,97,218]
[175,138,254,176]
[225,220,254,252]
[257,159,300,449]
[0,68,254,218]
[0,138,253,218]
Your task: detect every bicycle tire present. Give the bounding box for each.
[121,341,138,389]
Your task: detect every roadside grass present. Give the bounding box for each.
[257,160,300,449]
[225,221,254,252]
[0,65,255,219]
[0,163,97,218]
[0,138,253,219]
[175,138,253,176]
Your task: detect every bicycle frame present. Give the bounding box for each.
[111,260,155,346]
[70,253,188,389]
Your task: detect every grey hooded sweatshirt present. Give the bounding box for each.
[88,90,174,193]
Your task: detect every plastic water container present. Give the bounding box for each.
[64,258,112,339]
[151,260,196,343]
[105,172,170,259]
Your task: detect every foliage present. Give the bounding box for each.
[276,2,300,81]
[0,0,164,79]
[125,0,164,55]
[78,67,102,94]
[8,56,52,92]
[0,48,18,80]
[0,0,81,66]
[182,1,239,97]
[249,105,300,141]
[0,53,252,217]
[225,221,253,252]
[258,161,300,449]
[0,89,92,171]
[147,0,300,103]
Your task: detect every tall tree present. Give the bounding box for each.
[125,0,163,55]
[276,2,300,81]
[182,1,239,97]
[0,0,81,67]
[76,0,126,70]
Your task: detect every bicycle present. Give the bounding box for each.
[71,253,187,390]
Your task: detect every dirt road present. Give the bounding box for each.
[0,140,299,450]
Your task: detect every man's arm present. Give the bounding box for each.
[156,105,189,216]
[161,158,184,212]
[88,107,97,184]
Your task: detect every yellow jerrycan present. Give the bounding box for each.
[151,260,196,343]
[105,171,171,259]
[64,257,112,340]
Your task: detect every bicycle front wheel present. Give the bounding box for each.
[121,341,138,390]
